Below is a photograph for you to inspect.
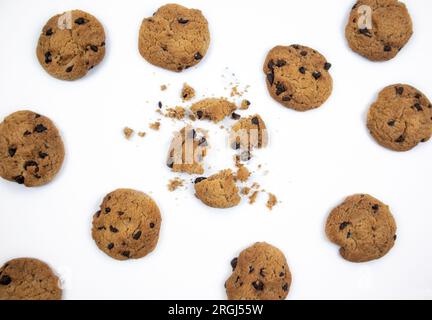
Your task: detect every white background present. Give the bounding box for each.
[0,0,431,300]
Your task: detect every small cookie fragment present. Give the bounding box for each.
[230,114,268,151]
[168,177,184,191]
[36,10,106,80]
[0,258,62,300]
[235,164,250,182]
[123,127,134,139]
[248,191,259,205]
[266,193,278,210]
[167,126,208,174]
[138,132,146,138]
[0,110,65,187]
[367,84,432,151]
[92,189,162,261]
[191,98,237,123]
[149,121,161,131]
[165,107,186,120]
[181,83,196,101]
[194,169,240,208]
[225,242,292,300]
[240,99,251,110]
[325,194,397,263]
[263,45,333,111]
[138,4,210,72]
[345,0,413,61]
[160,85,168,91]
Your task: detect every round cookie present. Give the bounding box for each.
[367,84,432,152]
[92,189,162,261]
[345,0,413,61]
[225,242,292,300]
[138,4,210,72]
[36,10,106,80]
[0,110,65,187]
[263,45,333,111]
[194,169,240,209]
[190,98,237,123]
[0,258,62,300]
[325,194,397,263]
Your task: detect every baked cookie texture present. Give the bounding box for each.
[194,169,240,209]
[230,114,268,151]
[263,45,333,111]
[166,126,208,174]
[225,242,292,300]
[367,84,432,152]
[0,258,62,300]
[0,110,65,187]
[92,189,162,261]
[190,98,237,123]
[345,0,413,61]
[36,10,106,80]
[326,194,397,263]
[138,4,210,72]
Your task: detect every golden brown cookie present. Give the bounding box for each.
[0,258,62,300]
[36,10,106,80]
[0,110,65,187]
[263,45,333,111]
[194,169,240,209]
[367,84,432,152]
[345,0,413,61]
[230,114,268,151]
[190,98,237,123]
[166,126,208,175]
[225,242,292,300]
[325,194,397,263]
[138,4,210,72]
[92,189,162,261]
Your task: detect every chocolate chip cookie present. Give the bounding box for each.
[230,114,268,151]
[367,84,432,152]
[190,98,237,123]
[138,4,210,72]
[0,110,65,187]
[0,258,62,300]
[225,242,292,300]
[345,0,413,61]
[36,10,106,80]
[92,189,162,261]
[263,45,333,111]
[326,194,397,263]
[194,169,240,208]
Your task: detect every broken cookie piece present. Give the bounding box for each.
[190,98,237,123]
[149,121,161,131]
[181,83,196,101]
[230,114,268,152]
[123,127,134,139]
[168,177,184,192]
[235,164,250,182]
[266,193,278,210]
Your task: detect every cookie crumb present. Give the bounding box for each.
[231,85,240,97]
[123,127,134,139]
[165,107,186,120]
[266,193,278,210]
[241,187,251,196]
[240,99,251,110]
[248,190,259,204]
[168,177,184,191]
[181,83,196,101]
[149,121,161,131]
[160,84,168,91]
[138,132,146,138]
[236,164,250,182]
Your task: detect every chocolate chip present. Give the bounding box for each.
[149,222,155,228]
[232,141,240,150]
[178,18,189,24]
[45,28,53,36]
[24,130,31,136]
[44,52,52,64]
[276,59,286,67]
[251,117,259,125]
[95,210,101,218]
[39,151,48,159]
[194,52,203,60]
[74,17,87,25]
[196,110,204,119]
[312,71,322,80]
[282,283,289,291]
[24,160,38,170]
[166,158,174,169]
[414,103,423,111]
[97,226,106,231]
[394,234,397,241]
[384,45,392,52]
[339,222,350,230]
[121,251,130,258]
[395,135,405,143]
[324,62,332,70]
[194,177,207,184]
[14,175,25,184]
[230,257,238,270]
[395,87,404,95]
[252,280,264,291]
[292,45,300,50]
[109,225,118,233]
[300,51,308,56]
[267,60,275,70]
[259,268,266,277]
[105,207,111,214]
[101,42,106,47]
[299,67,306,74]
[133,230,142,240]
[359,28,372,37]
[282,95,292,102]
[158,101,162,108]
[0,275,12,286]
[90,45,98,52]
[266,72,275,87]
[249,266,254,273]
[347,231,352,239]
[8,147,16,157]
[387,120,396,126]
[198,137,208,146]
[243,100,251,106]
[34,124,47,133]
[231,112,241,120]
[275,82,287,96]
[65,65,74,73]
[279,272,285,277]
[415,94,422,99]
[372,204,379,212]
[107,243,114,250]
